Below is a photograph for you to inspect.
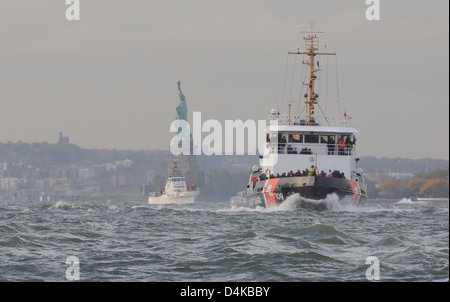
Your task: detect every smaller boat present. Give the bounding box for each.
[409,195,418,202]
[148,176,199,205]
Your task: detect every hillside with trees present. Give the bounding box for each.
[377,169,449,198]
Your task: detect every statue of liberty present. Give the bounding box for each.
[176,79,188,122]
[174,79,192,141]
[168,80,199,182]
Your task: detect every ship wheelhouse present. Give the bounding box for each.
[260,112,364,184]
[166,177,188,194]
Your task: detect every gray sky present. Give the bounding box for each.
[0,0,448,160]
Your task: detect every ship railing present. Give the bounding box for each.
[267,114,354,127]
[186,186,199,192]
[266,142,355,156]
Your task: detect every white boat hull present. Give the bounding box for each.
[148,191,199,205]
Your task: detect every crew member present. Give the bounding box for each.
[338,138,346,155]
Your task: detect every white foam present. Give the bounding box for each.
[107,205,119,212]
[267,194,302,212]
[131,205,149,210]
[53,201,73,210]
[396,198,414,204]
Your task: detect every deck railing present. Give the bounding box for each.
[266,142,355,156]
[267,113,354,128]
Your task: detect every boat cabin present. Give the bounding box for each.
[166,177,188,194]
[268,127,357,156]
[260,113,361,182]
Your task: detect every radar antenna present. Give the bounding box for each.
[288,28,335,125]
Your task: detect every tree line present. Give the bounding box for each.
[377,169,449,198]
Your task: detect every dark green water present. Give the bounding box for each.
[0,196,448,282]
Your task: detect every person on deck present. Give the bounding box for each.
[338,138,346,155]
[287,145,294,154]
[278,135,287,154]
[251,176,257,189]
[327,136,335,155]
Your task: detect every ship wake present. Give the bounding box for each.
[276,193,357,212]
[229,192,360,212]
[277,194,330,211]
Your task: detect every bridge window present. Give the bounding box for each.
[340,135,353,142]
[304,134,319,143]
[320,135,335,144]
[288,134,302,143]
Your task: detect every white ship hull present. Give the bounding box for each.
[148,191,199,205]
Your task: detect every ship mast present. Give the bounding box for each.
[288,31,335,125]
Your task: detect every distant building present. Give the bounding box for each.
[0,161,7,177]
[58,132,70,145]
[0,177,26,192]
[115,159,133,167]
[78,168,94,180]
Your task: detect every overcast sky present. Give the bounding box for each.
[0,0,448,160]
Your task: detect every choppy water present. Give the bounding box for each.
[0,195,448,282]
